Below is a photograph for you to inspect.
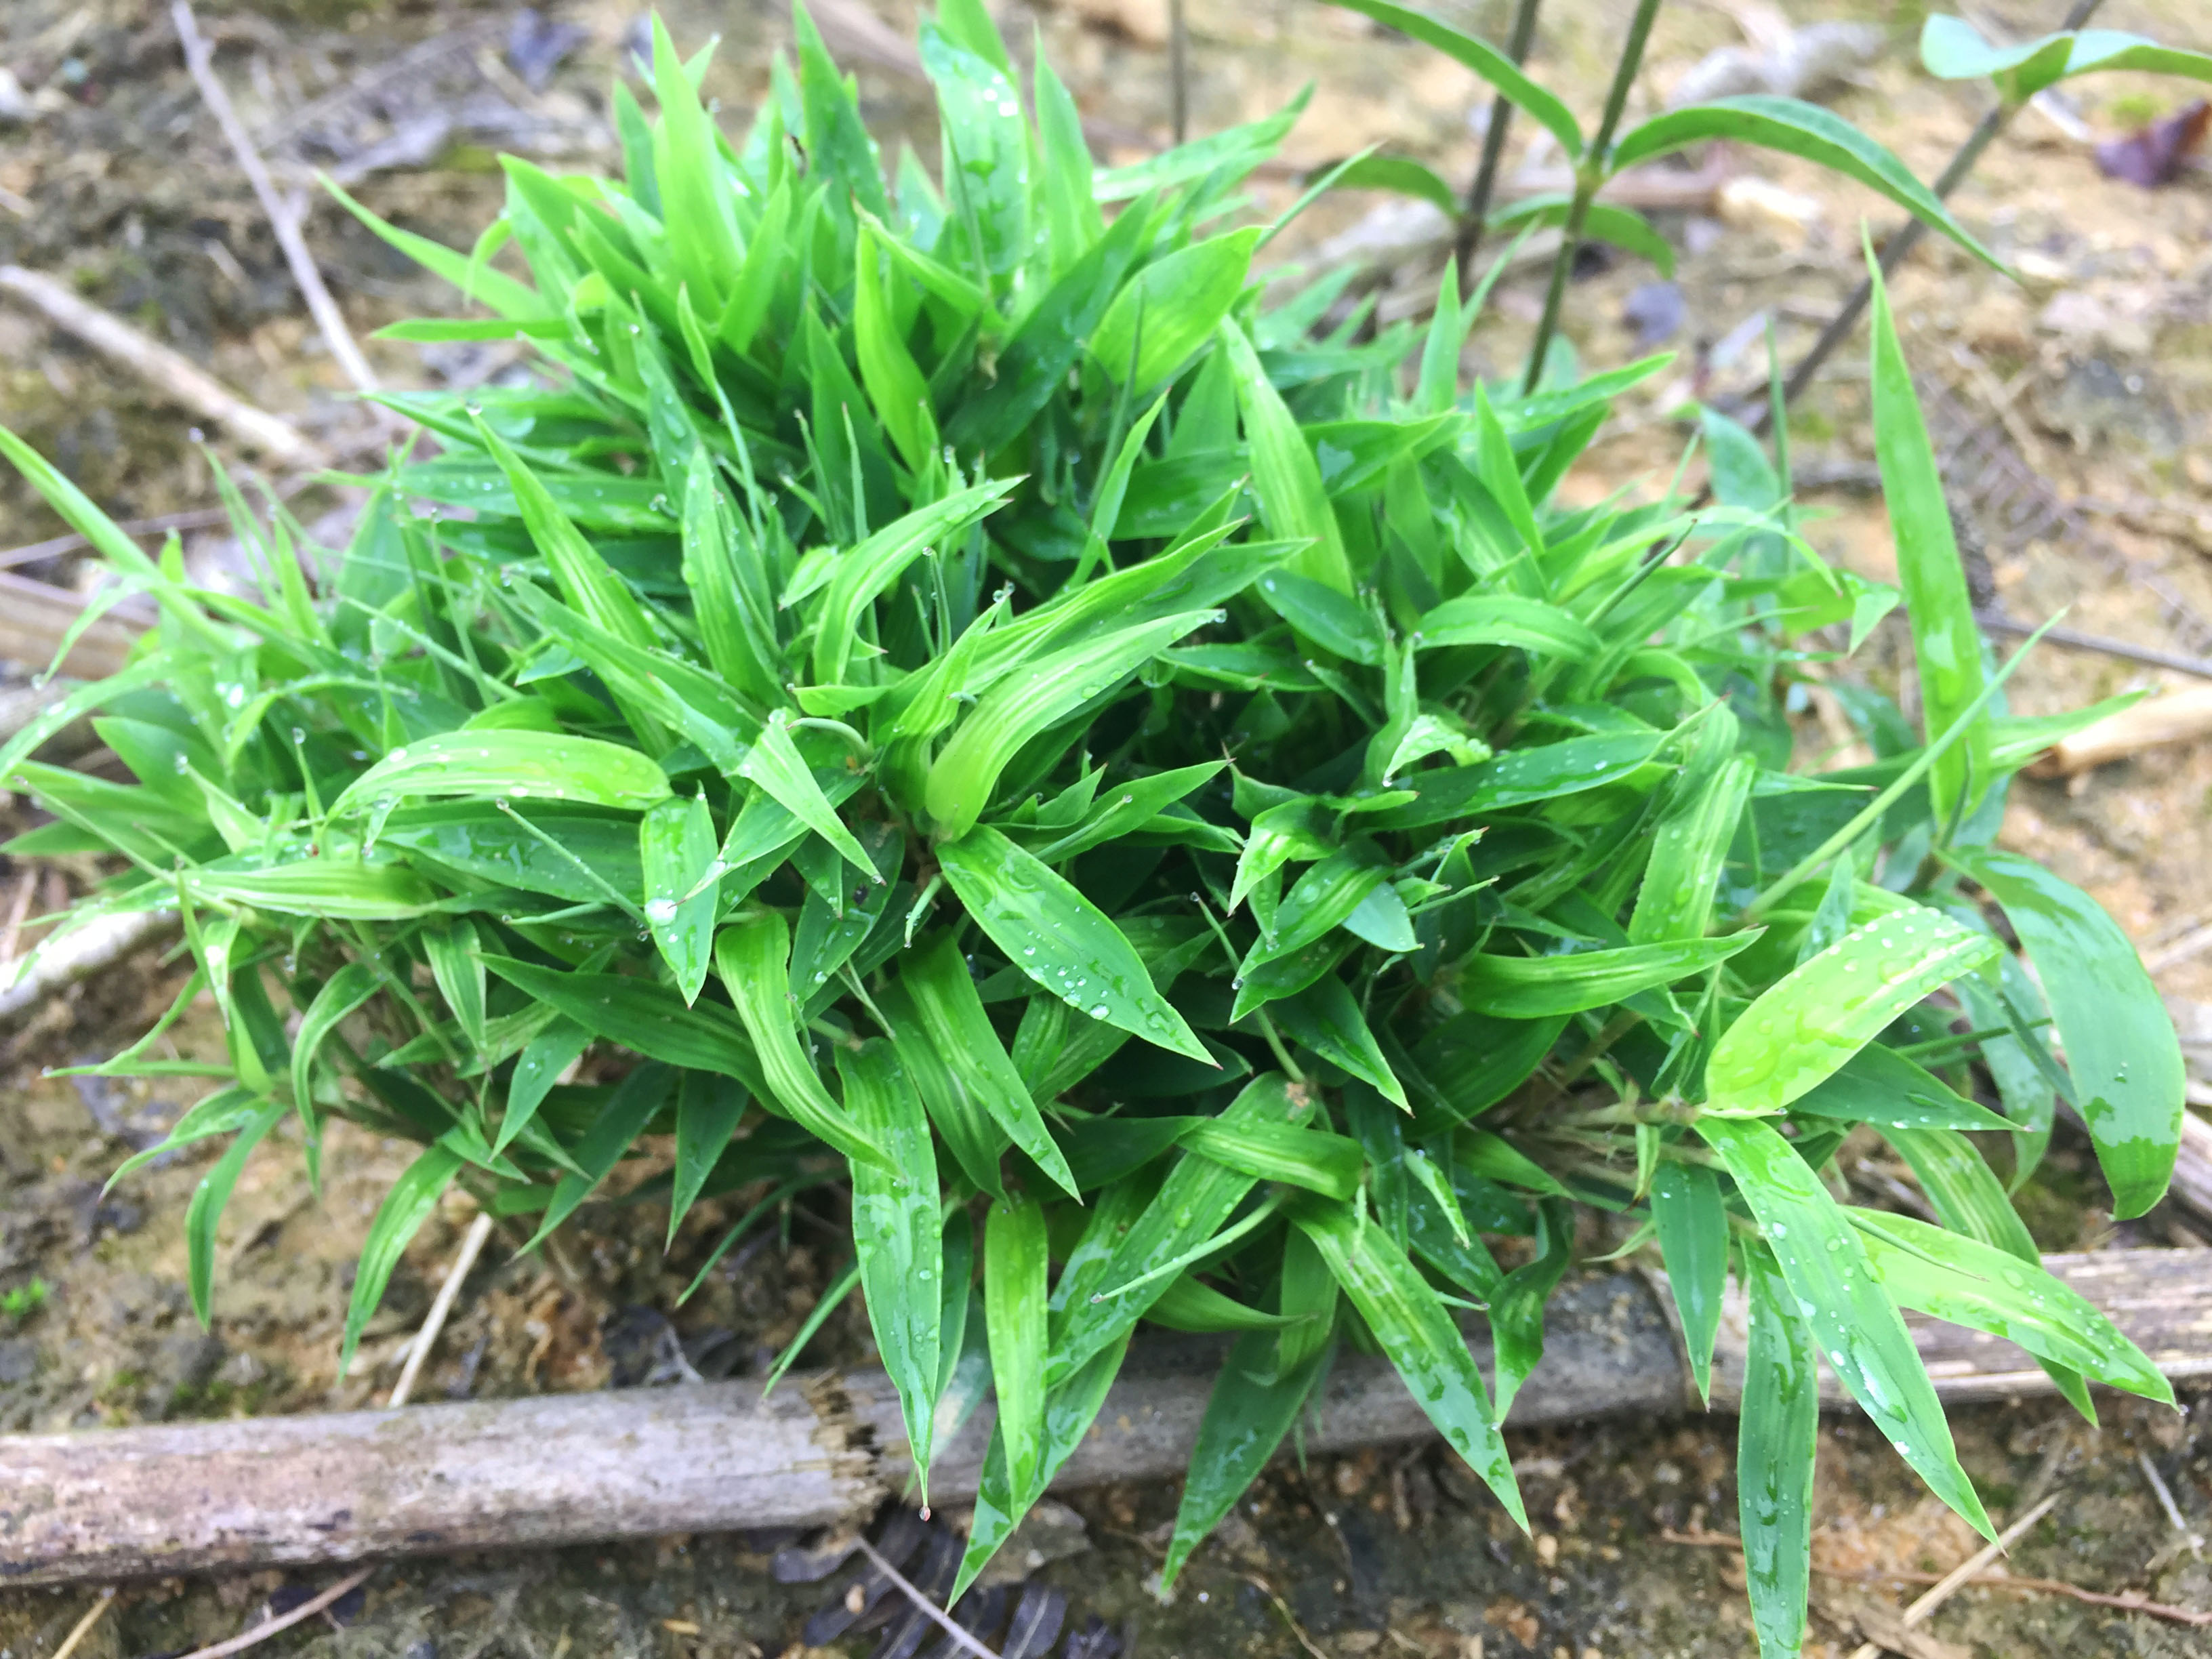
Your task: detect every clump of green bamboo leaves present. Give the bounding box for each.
[0,4,2194,1650]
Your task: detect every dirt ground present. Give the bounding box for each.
[5,1,2212,1655]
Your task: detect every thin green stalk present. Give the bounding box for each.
[1521,0,1663,392]
[1738,617,2055,924]
[1455,0,1543,288]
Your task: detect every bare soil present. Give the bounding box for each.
[4,2,2212,1656]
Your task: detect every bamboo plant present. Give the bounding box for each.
[2,5,2203,1651]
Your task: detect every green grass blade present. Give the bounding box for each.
[1948,847,2182,1220]
[1292,1194,1527,1530]
[937,824,1210,1063]
[985,1193,1050,1498]
[840,1037,945,1490]
[715,912,890,1169]
[1650,1161,1727,1404]
[1738,1240,1817,1659]
[1705,909,1999,1116]
[901,930,1080,1198]
[1698,1116,1992,1540]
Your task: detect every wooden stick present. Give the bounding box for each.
[0,265,322,467]
[171,0,380,398]
[2027,687,2212,777]
[5,1255,2209,1587]
[386,1211,493,1408]
[0,909,182,1032]
[1843,1494,2061,1659]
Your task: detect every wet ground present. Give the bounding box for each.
[5,1,2212,1654]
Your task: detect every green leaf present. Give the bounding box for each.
[1291,1194,1526,1529]
[1321,0,1583,159]
[341,1141,464,1369]
[811,479,1018,684]
[951,1330,1131,1600]
[1705,909,1999,1116]
[649,16,745,311]
[421,921,486,1053]
[1948,847,2183,1220]
[1738,1240,1818,1659]
[1866,248,1989,827]
[840,1038,944,1489]
[1160,1328,1330,1590]
[1489,194,1675,276]
[853,224,939,475]
[1370,731,1665,830]
[1092,229,1263,392]
[1650,1161,1727,1404]
[500,1019,591,1156]
[185,861,438,920]
[874,977,1010,1198]
[1144,1275,1303,1332]
[1629,752,1754,945]
[1851,1209,2171,1404]
[1221,318,1353,594]
[1050,1073,1303,1382]
[1459,935,1756,1019]
[1271,974,1408,1109]
[323,175,552,318]
[920,21,1030,282]
[1322,152,1459,216]
[523,1063,675,1250]
[1697,1116,1992,1540]
[738,713,876,878]
[1412,594,1599,660]
[714,912,889,1170]
[924,611,1214,840]
[1919,17,2212,100]
[641,792,720,1004]
[483,955,769,1094]
[900,930,1080,1199]
[937,825,1211,1063]
[1183,1118,1364,1201]
[670,1071,746,1245]
[985,1193,1050,1498]
[290,960,379,1126]
[1610,98,2003,272]
[185,1097,287,1326]
[335,733,671,815]
[1792,1042,2013,1133]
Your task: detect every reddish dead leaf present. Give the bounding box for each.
[2095,100,2211,188]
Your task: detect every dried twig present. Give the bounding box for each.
[49,1591,115,1659]
[1665,1508,2212,1629]
[170,1568,375,1659]
[0,868,40,976]
[2146,921,2212,975]
[172,0,380,398]
[2137,1451,2205,1561]
[1843,1493,2061,1659]
[854,1534,1002,1659]
[0,910,183,1032]
[386,1210,494,1408]
[0,266,322,466]
[1977,613,2212,685]
[1761,0,2106,424]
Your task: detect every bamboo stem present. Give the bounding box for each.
[1521,0,1662,391]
